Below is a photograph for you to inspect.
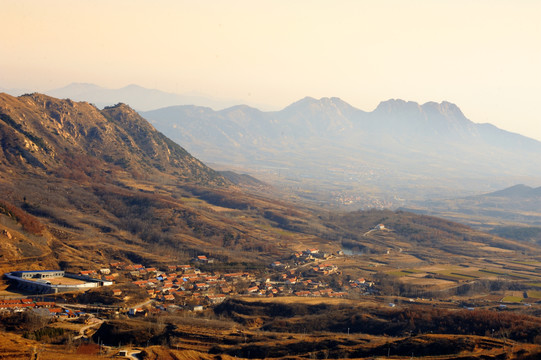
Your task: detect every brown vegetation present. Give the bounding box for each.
[215,298,541,343]
[0,200,44,235]
[1,93,541,359]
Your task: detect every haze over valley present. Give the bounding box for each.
[15,81,541,212]
[10,81,541,233]
[142,95,541,209]
[3,2,541,359]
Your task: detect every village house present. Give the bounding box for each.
[329,292,347,298]
[129,308,147,316]
[0,299,38,313]
[285,277,297,285]
[271,261,286,270]
[177,265,193,272]
[223,272,244,280]
[102,275,115,282]
[319,288,333,296]
[312,263,338,275]
[194,255,213,263]
[48,308,64,316]
[195,283,209,291]
[220,285,232,294]
[79,270,97,277]
[133,280,148,287]
[247,286,259,293]
[163,294,175,302]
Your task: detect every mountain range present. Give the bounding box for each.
[43,83,252,111]
[8,82,541,206]
[2,91,536,271]
[141,97,541,205]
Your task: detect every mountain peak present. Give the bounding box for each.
[0,93,227,186]
[422,101,467,119]
[372,99,472,129]
[220,104,262,114]
[284,96,358,114]
[486,184,539,198]
[374,99,421,113]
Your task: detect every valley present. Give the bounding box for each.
[142,97,541,209]
[1,93,541,359]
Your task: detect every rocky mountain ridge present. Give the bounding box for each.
[0,92,226,186]
[142,97,541,203]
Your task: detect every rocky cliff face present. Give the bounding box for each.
[0,93,227,186]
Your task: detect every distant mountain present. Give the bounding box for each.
[0,86,30,96]
[141,97,541,203]
[45,83,244,111]
[484,184,541,198]
[404,184,541,229]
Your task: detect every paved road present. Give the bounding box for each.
[130,299,154,309]
[73,317,104,340]
[128,350,142,360]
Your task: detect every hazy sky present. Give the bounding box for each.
[2,1,541,140]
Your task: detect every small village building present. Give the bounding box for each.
[79,270,97,277]
[247,286,259,293]
[12,270,65,279]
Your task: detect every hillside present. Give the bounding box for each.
[1,93,538,273]
[0,93,225,186]
[0,93,339,271]
[142,98,541,206]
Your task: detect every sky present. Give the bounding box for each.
[2,0,541,140]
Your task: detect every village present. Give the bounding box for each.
[1,248,375,319]
[122,249,375,314]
